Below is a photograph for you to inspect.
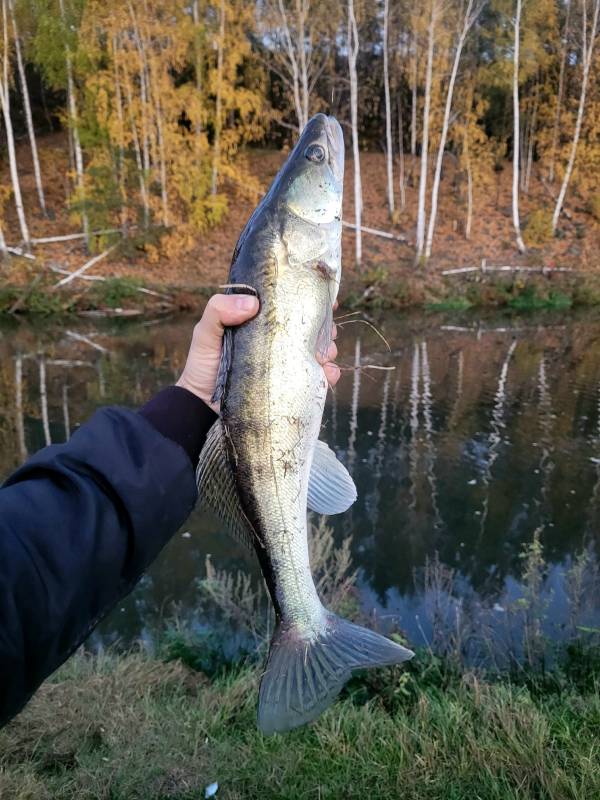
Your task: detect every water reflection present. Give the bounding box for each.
[1,311,599,649]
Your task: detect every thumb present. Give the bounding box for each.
[195,293,259,349]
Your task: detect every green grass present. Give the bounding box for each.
[426,296,473,312]
[506,287,573,311]
[1,649,598,800]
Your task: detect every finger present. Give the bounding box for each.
[332,322,338,340]
[316,340,337,365]
[333,300,339,311]
[195,293,259,349]
[323,362,341,387]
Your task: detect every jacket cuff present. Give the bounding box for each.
[138,386,218,466]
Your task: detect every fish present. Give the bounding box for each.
[196,113,413,735]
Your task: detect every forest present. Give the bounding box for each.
[0,0,600,307]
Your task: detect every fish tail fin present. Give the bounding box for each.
[258,613,413,735]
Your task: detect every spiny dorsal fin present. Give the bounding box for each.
[307,440,357,515]
[196,419,256,552]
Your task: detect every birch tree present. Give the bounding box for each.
[414,0,437,263]
[548,0,572,183]
[511,0,526,253]
[9,0,46,215]
[58,0,90,248]
[0,0,30,247]
[211,0,225,195]
[552,0,600,233]
[383,0,394,218]
[424,0,481,261]
[258,0,332,132]
[348,0,362,268]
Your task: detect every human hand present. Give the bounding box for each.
[176,294,340,413]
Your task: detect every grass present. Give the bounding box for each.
[0,649,598,800]
[426,296,473,312]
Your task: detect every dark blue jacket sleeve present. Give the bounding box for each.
[0,402,210,727]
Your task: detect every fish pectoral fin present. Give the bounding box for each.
[211,327,232,406]
[196,419,256,552]
[307,440,357,515]
[258,614,414,735]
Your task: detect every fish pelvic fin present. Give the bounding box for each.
[257,613,414,735]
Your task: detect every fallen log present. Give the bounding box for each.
[442,264,579,276]
[54,246,117,288]
[47,263,172,300]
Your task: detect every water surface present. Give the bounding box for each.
[1,309,599,657]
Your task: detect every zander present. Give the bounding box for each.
[197,113,413,734]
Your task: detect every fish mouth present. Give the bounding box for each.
[325,116,344,185]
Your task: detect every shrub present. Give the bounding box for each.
[524,208,553,246]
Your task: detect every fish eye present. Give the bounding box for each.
[305,144,325,163]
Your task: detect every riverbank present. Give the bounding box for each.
[3,141,600,317]
[1,642,598,800]
[3,253,600,317]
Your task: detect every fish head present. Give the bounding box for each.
[281,113,344,227]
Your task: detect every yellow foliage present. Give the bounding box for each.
[72,0,266,257]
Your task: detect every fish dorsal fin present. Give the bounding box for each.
[307,440,357,515]
[196,419,256,552]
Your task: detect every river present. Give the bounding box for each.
[1,309,599,662]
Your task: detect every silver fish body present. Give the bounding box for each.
[197,114,413,734]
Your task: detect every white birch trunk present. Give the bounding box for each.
[0,0,29,247]
[465,133,473,239]
[192,0,203,135]
[552,0,600,234]
[59,0,89,248]
[123,69,150,226]
[383,0,395,217]
[276,0,305,130]
[424,0,477,260]
[14,353,27,460]
[62,383,71,440]
[38,354,51,447]
[415,1,435,263]
[398,95,406,210]
[298,0,309,128]
[348,0,362,268]
[410,30,417,158]
[112,36,127,230]
[512,0,526,253]
[548,0,572,183]
[211,0,225,195]
[524,82,538,194]
[9,0,46,215]
[0,220,7,256]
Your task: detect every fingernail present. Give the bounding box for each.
[235,295,257,311]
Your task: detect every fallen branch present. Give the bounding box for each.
[78,308,144,318]
[47,263,172,300]
[6,246,35,260]
[442,264,579,276]
[47,359,96,368]
[31,229,122,244]
[54,246,117,288]
[66,330,109,354]
[342,220,410,243]
[47,263,104,281]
